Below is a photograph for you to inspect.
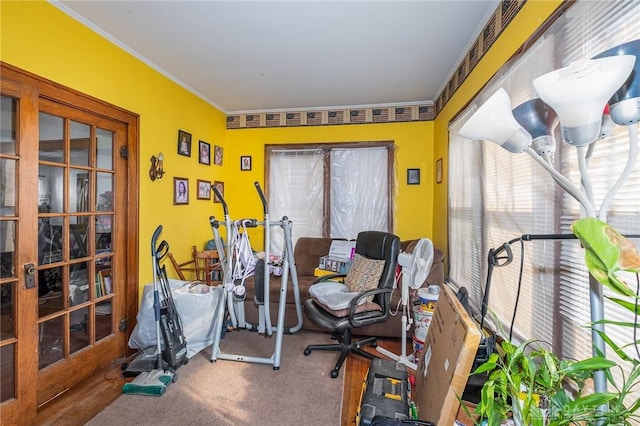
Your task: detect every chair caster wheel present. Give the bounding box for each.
[304,348,311,356]
[172,374,179,383]
[273,366,280,371]
[371,341,378,348]
[330,369,339,379]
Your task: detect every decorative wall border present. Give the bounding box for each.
[226,104,435,129]
[226,0,526,130]
[435,0,526,114]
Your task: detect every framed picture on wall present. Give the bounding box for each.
[177,130,192,157]
[407,168,420,185]
[198,140,211,165]
[436,158,443,184]
[212,181,224,203]
[213,145,223,166]
[240,156,252,171]
[197,179,211,200]
[174,177,189,205]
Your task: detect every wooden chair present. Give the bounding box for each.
[168,245,223,285]
[192,247,223,285]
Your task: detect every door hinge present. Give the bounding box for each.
[119,318,128,332]
[119,146,129,159]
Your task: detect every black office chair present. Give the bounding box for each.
[303,231,400,378]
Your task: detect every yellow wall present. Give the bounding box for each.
[1,0,563,288]
[431,0,563,255]
[1,1,227,284]
[0,1,434,287]
[225,121,435,243]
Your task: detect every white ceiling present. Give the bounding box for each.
[53,0,501,114]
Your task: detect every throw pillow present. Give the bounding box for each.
[344,253,386,301]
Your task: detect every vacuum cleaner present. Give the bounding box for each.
[122,225,188,393]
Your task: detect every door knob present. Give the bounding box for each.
[24,263,37,289]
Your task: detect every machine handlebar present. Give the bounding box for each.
[151,225,162,257]
[212,184,229,216]
[254,181,268,215]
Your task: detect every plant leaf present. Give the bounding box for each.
[565,392,618,410]
[559,357,616,374]
[572,217,639,296]
[605,296,640,314]
[594,329,635,363]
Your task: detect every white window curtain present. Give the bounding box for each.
[268,145,390,253]
[269,149,324,253]
[448,0,640,402]
[330,147,388,239]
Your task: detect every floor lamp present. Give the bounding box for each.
[459,46,638,401]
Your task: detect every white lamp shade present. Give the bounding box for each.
[593,39,640,126]
[598,105,616,140]
[532,55,635,146]
[513,98,558,156]
[459,88,532,153]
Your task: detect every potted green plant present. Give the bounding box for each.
[472,334,616,425]
[469,218,640,425]
[569,218,640,425]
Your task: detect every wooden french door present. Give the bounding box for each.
[0,64,138,425]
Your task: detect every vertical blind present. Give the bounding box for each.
[448,0,640,402]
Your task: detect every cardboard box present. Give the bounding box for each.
[414,286,482,425]
[328,240,356,259]
[456,401,479,426]
[318,255,351,274]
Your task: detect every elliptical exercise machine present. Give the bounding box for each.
[208,182,303,370]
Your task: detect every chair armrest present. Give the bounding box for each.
[347,287,392,328]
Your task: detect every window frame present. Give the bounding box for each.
[265,141,395,237]
[447,0,640,402]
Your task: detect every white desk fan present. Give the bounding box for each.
[377,238,434,370]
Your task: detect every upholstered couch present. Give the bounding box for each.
[242,237,444,338]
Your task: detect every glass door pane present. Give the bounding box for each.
[1,67,132,423]
[0,95,18,403]
[36,106,117,373]
[70,120,90,167]
[38,112,63,163]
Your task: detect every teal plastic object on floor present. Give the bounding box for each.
[122,369,174,396]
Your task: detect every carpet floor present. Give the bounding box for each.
[86,329,345,425]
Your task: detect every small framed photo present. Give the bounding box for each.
[197,179,211,200]
[240,155,252,171]
[436,157,443,184]
[198,140,211,165]
[213,145,224,166]
[407,168,420,185]
[174,177,189,205]
[177,130,192,157]
[212,181,224,203]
